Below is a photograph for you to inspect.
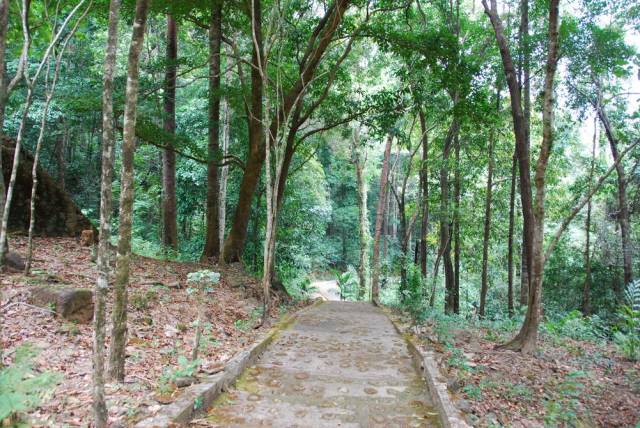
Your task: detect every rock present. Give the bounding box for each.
[29,286,94,323]
[5,251,25,272]
[174,376,197,388]
[455,398,472,413]
[447,378,464,393]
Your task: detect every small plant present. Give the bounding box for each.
[613,281,640,361]
[156,356,201,395]
[130,289,158,311]
[186,270,220,361]
[333,266,359,301]
[544,371,589,426]
[0,345,62,423]
[462,383,482,400]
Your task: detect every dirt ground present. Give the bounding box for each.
[1,236,306,427]
[389,311,640,427]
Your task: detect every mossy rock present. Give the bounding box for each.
[28,286,94,323]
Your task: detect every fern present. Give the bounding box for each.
[624,280,640,312]
[0,345,62,422]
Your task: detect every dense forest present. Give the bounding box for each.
[0,0,639,426]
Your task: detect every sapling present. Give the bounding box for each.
[186,270,220,361]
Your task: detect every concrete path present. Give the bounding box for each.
[197,302,439,427]
[309,279,340,301]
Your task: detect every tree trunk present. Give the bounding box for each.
[479,132,494,317]
[219,56,231,251]
[221,0,263,263]
[162,14,178,251]
[418,110,429,278]
[507,151,517,316]
[0,0,9,234]
[453,133,461,313]
[353,128,369,300]
[595,95,633,286]
[582,119,597,315]
[94,1,120,425]
[494,0,560,353]
[371,134,393,301]
[203,0,223,260]
[222,0,351,262]
[108,0,149,381]
[441,119,459,314]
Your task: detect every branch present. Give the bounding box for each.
[544,139,640,262]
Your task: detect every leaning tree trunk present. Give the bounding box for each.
[203,0,223,260]
[596,96,633,287]
[94,0,120,424]
[371,134,393,301]
[108,0,149,381]
[162,14,178,251]
[479,132,494,317]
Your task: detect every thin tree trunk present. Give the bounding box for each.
[203,0,223,260]
[0,0,83,266]
[0,0,9,233]
[418,110,429,278]
[108,0,150,381]
[219,56,231,251]
[162,14,178,251]
[582,119,597,315]
[453,133,461,313]
[353,127,369,300]
[371,134,393,301]
[519,0,531,303]
[94,0,120,424]
[479,132,495,317]
[441,118,459,314]
[507,151,517,316]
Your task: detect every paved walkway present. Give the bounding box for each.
[197,302,439,427]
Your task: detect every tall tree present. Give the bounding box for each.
[371,134,393,301]
[418,110,430,278]
[162,14,178,251]
[108,0,150,381]
[582,119,597,315]
[479,131,495,317]
[506,151,517,316]
[441,118,459,314]
[352,127,370,299]
[94,0,121,423]
[483,0,560,352]
[202,0,223,260]
[0,0,9,229]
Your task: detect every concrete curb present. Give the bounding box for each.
[373,299,471,428]
[135,300,323,427]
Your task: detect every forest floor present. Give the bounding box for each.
[1,236,308,427]
[387,309,640,427]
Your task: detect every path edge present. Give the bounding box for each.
[134,299,323,428]
[373,299,471,428]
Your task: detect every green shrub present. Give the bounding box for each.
[0,345,62,423]
[613,281,640,361]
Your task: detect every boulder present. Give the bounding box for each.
[29,286,94,323]
[5,251,25,272]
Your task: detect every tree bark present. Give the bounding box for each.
[507,151,517,316]
[203,0,223,260]
[0,0,9,231]
[371,134,393,301]
[94,1,120,425]
[479,132,494,317]
[162,14,178,251]
[219,51,231,251]
[108,0,149,381]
